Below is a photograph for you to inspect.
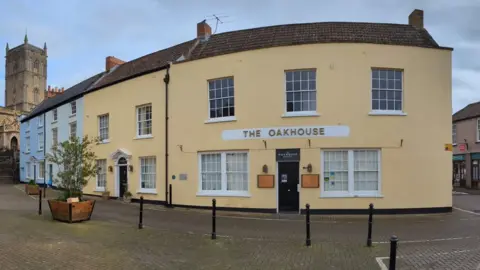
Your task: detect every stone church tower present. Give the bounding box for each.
[4,34,47,112]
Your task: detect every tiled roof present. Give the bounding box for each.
[453,102,480,122]
[89,21,451,92]
[21,72,105,122]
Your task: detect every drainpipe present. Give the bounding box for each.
[164,66,170,206]
[43,113,46,195]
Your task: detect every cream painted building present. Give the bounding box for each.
[83,9,453,214]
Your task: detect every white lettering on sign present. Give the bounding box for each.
[221,126,350,141]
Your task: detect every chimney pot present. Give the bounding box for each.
[197,20,212,40]
[409,9,424,28]
[106,56,125,72]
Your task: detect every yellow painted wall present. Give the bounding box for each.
[83,42,452,211]
[83,71,166,201]
[168,43,452,210]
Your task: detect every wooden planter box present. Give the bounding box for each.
[25,184,40,195]
[48,199,96,223]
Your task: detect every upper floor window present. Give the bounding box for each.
[285,70,316,114]
[371,69,403,112]
[477,120,480,142]
[38,133,44,151]
[208,77,234,120]
[52,109,58,122]
[25,121,30,131]
[136,104,152,137]
[25,137,30,153]
[70,101,77,115]
[453,124,457,145]
[38,116,43,127]
[33,60,39,73]
[52,128,58,147]
[98,114,109,142]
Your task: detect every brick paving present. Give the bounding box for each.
[2,184,480,269]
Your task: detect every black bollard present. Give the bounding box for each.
[212,199,216,240]
[138,196,144,229]
[169,184,173,208]
[306,203,311,246]
[38,189,42,215]
[367,203,374,247]
[389,235,398,270]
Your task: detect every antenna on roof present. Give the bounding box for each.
[206,14,231,34]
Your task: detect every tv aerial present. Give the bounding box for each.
[206,14,232,34]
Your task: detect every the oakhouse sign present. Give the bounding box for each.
[221,126,350,140]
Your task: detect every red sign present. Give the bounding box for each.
[459,144,466,152]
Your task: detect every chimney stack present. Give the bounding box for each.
[408,9,424,28]
[106,56,125,72]
[197,20,212,40]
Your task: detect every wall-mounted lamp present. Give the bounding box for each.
[129,165,133,172]
[108,166,113,172]
[262,164,268,174]
[303,163,312,173]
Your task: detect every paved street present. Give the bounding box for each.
[2,184,480,269]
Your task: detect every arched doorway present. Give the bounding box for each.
[10,136,18,151]
[117,157,128,197]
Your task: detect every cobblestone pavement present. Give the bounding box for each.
[2,185,480,269]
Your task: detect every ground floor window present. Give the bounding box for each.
[322,149,381,197]
[96,159,107,190]
[140,157,156,190]
[199,151,249,196]
[39,161,45,179]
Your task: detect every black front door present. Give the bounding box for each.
[278,162,300,212]
[119,166,128,197]
[49,164,53,186]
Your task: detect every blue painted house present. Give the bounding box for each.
[19,72,105,186]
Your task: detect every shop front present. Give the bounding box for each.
[453,154,466,187]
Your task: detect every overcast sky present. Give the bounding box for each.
[0,0,477,113]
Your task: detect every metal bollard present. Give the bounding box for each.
[168,184,173,208]
[367,203,374,247]
[389,235,398,270]
[306,203,311,246]
[38,190,42,215]
[138,196,144,229]
[211,199,216,240]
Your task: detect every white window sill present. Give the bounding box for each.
[38,149,43,152]
[25,151,31,154]
[137,189,157,194]
[320,193,384,198]
[38,125,43,128]
[368,111,407,116]
[69,114,76,118]
[453,143,457,146]
[97,139,110,144]
[196,191,251,198]
[95,187,106,192]
[52,120,58,124]
[25,130,30,133]
[134,135,153,140]
[205,116,237,124]
[282,111,320,118]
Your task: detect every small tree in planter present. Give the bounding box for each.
[46,135,98,223]
[25,179,40,195]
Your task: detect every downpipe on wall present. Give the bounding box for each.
[164,66,170,206]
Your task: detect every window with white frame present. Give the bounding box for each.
[70,101,77,115]
[477,120,480,142]
[52,109,58,121]
[371,69,403,111]
[25,121,30,131]
[199,152,249,194]
[38,116,43,127]
[26,162,31,178]
[322,150,380,196]
[39,161,45,179]
[208,77,234,119]
[136,104,152,137]
[69,122,77,138]
[96,159,107,190]
[38,132,44,151]
[25,137,30,152]
[285,70,316,113]
[140,157,156,190]
[98,114,109,142]
[52,128,58,146]
[453,124,457,144]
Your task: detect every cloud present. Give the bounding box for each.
[0,0,478,113]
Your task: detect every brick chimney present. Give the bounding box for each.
[45,85,65,99]
[197,20,212,40]
[106,56,125,72]
[408,9,424,28]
